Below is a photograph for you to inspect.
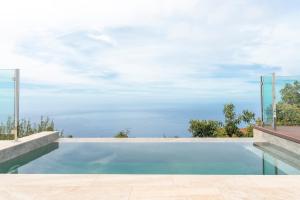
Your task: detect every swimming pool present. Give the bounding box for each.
[1,141,300,174]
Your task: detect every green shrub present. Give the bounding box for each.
[0,116,58,140]
[114,129,130,138]
[188,120,222,137]
[223,103,241,137]
[0,134,14,140]
[223,103,255,137]
[241,110,255,124]
[276,103,300,125]
[188,103,256,138]
[276,81,300,126]
[245,125,254,137]
[280,81,300,105]
[255,118,263,126]
[0,117,13,135]
[214,128,227,137]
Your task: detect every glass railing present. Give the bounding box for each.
[0,69,17,137]
[261,75,273,126]
[261,74,300,127]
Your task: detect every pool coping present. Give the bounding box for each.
[254,127,300,155]
[58,137,254,143]
[0,131,59,163]
[254,126,300,144]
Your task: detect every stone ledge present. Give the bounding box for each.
[254,128,300,155]
[0,132,59,163]
[254,126,300,144]
[59,137,253,143]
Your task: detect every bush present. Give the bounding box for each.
[280,81,300,105]
[188,103,256,138]
[0,116,58,140]
[245,125,254,137]
[114,129,130,138]
[277,103,300,125]
[223,103,255,137]
[214,128,227,137]
[223,103,241,137]
[188,120,222,137]
[276,81,300,126]
[0,134,14,140]
[256,118,263,126]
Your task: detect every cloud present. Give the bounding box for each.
[87,33,117,46]
[0,0,300,112]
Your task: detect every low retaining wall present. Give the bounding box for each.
[254,128,300,155]
[0,131,59,163]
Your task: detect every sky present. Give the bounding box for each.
[1,0,300,116]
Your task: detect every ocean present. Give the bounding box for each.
[45,102,260,138]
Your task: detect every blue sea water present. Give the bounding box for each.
[46,102,260,138]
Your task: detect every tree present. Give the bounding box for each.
[187,103,256,138]
[241,110,255,124]
[241,110,255,137]
[276,81,300,126]
[280,81,300,106]
[223,103,241,137]
[276,102,300,125]
[188,120,222,137]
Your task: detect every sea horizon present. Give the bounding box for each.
[22,101,260,138]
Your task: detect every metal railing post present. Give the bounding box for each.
[260,76,264,126]
[14,69,20,141]
[272,73,276,130]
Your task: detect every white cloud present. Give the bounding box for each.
[0,0,300,109]
[87,33,117,46]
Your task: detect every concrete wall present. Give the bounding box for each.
[254,128,300,155]
[0,131,59,163]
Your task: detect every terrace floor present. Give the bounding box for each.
[255,126,300,144]
[0,175,299,200]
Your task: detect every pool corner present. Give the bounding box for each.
[0,131,59,163]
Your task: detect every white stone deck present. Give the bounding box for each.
[0,175,299,200]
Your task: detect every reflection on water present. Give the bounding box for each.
[0,142,299,174]
[0,142,59,173]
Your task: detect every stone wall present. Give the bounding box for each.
[254,128,300,155]
[0,131,59,163]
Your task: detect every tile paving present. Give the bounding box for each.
[0,175,299,200]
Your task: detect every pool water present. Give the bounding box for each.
[1,142,300,174]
